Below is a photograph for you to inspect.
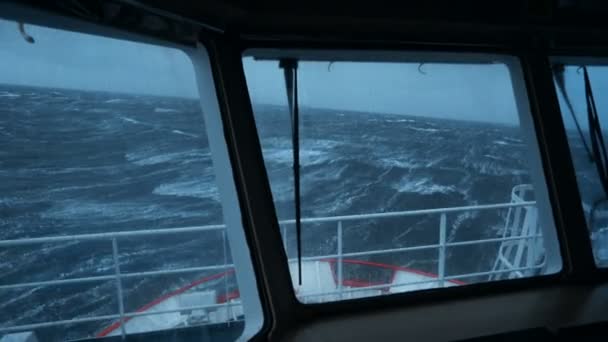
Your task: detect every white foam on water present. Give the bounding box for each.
[105,98,126,104]
[153,179,220,201]
[154,107,179,113]
[263,138,339,166]
[40,199,199,222]
[387,118,416,123]
[126,149,208,166]
[483,154,504,161]
[503,137,523,143]
[120,116,140,124]
[88,108,111,114]
[264,148,331,166]
[393,177,456,195]
[0,91,20,98]
[408,126,440,133]
[380,156,420,169]
[171,129,199,138]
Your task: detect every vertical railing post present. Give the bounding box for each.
[282,224,288,256]
[337,220,343,298]
[222,229,232,324]
[111,238,127,339]
[438,213,447,287]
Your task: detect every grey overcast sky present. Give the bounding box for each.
[243,58,521,124]
[0,19,199,98]
[2,19,606,126]
[557,66,608,131]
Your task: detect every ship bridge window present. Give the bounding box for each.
[243,51,563,303]
[552,60,608,267]
[0,20,262,341]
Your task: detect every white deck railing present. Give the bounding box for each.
[0,200,540,336]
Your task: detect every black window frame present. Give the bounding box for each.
[224,40,600,340]
[3,1,608,341]
[547,54,608,269]
[0,3,271,341]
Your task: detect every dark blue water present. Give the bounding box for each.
[255,104,532,277]
[564,129,608,264]
[0,85,236,340]
[0,85,533,340]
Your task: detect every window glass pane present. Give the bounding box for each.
[0,20,252,340]
[552,62,608,267]
[243,52,562,303]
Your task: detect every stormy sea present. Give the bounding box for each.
[1,84,537,340]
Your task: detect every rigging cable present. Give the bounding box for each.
[555,64,608,227]
[280,59,303,285]
[583,66,608,197]
[553,64,593,160]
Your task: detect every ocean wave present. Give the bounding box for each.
[393,177,456,195]
[0,91,20,98]
[55,255,114,279]
[126,149,208,166]
[40,200,189,222]
[483,154,504,161]
[154,107,179,113]
[448,211,478,242]
[88,108,111,114]
[105,98,126,104]
[387,118,416,123]
[120,116,140,124]
[0,89,535,338]
[44,285,107,310]
[262,138,339,166]
[172,129,199,138]
[0,287,41,313]
[466,159,524,176]
[503,137,523,144]
[380,156,420,169]
[6,297,47,325]
[264,148,331,166]
[153,179,220,200]
[408,126,441,133]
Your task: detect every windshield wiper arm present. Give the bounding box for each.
[280,58,303,285]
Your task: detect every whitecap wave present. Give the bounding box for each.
[126,149,208,166]
[265,148,330,166]
[172,129,199,138]
[262,138,339,166]
[153,179,220,200]
[40,200,191,222]
[105,98,126,104]
[408,126,440,133]
[0,91,20,98]
[503,137,523,144]
[380,156,419,169]
[388,118,416,123]
[393,177,455,195]
[154,107,179,113]
[483,154,504,161]
[120,116,140,124]
[88,108,111,114]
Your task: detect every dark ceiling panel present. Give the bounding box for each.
[8,0,608,44]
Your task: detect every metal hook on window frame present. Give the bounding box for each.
[418,62,427,75]
[18,22,35,44]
